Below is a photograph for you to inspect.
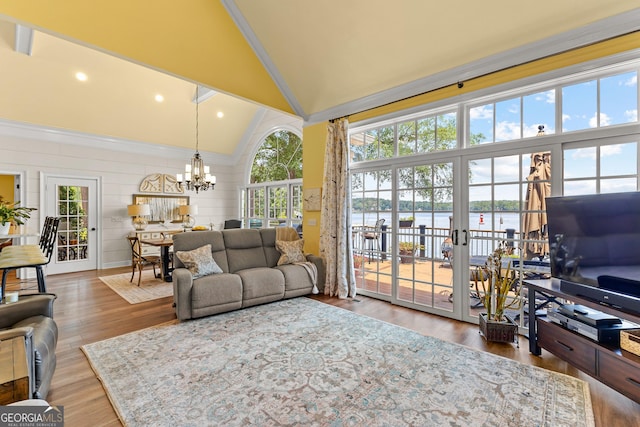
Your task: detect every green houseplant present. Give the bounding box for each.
[399,216,414,227]
[0,197,37,233]
[472,242,521,343]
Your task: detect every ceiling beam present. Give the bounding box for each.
[14,24,33,55]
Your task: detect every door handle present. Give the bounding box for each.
[91,227,96,231]
[453,229,458,245]
[462,229,468,246]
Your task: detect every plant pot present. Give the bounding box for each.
[399,220,413,228]
[0,222,10,235]
[479,313,518,344]
[399,250,415,263]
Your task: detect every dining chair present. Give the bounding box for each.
[363,218,385,263]
[127,236,161,286]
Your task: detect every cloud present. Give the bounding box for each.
[470,105,493,120]
[589,112,610,128]
[624,75,638,87]
[625,109,638,121]
[562,113,571,123]
[495,121,520,141]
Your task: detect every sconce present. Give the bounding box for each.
[127,204,150,231]
[179,205,198,230]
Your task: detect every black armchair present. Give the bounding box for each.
[0,294,58,399]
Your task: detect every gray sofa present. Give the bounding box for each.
[0,293,58,400]
[172,228,325,320]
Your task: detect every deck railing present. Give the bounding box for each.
[353,224,522,260]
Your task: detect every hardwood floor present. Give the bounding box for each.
[6,267,640,426]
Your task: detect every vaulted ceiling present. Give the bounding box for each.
[0,2,638,158]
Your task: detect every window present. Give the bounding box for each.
[245,130,302,228]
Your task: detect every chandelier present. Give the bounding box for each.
[176,86,216,193]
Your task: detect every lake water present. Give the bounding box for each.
[353,212,522,233]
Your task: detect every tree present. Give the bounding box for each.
[250,131,302,183]
[351,114,485,203]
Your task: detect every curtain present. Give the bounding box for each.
[319,118,356,298]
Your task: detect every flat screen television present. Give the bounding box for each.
[546,192,640,316]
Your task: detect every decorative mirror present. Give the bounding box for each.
[132,194,189,223]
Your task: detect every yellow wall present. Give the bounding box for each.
[0,175,14,204]
[0,0,293,114]
[302,123,328,254]
[351,32,640,123]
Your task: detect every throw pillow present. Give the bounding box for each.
[276,239,306,266]
[175,244,223,279]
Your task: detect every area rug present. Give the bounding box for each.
[98,270,173,304]
[82,298,594,427]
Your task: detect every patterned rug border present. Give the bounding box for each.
[82,298,595,427]
[98,270,173,304]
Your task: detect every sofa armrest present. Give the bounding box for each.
[0,326,34,341]
[306,254,326,292]
[0,294,56,329]
[172,268,194,320]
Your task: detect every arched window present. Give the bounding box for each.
[244,130,303,230]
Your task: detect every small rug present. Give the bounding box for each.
[98,270,173,304]
[82,298,594,427]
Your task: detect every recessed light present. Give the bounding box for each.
[155,94,164,103]
[217,112,224,118]
[75,72,88,82]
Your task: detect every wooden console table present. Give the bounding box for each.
[524,279,640,403]
[0,336,30,404]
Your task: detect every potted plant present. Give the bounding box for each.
[0,197,36,235]
[399,216,414,228]
[472,242,521,344]
[398,241,423,263]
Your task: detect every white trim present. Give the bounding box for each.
[14,24,33,56]
[306,9,640,125]
[0,118,236,164]
[221,0,304,118]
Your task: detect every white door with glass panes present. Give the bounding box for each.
[45,175,99,274]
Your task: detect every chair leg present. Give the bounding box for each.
[1,268,9,300]
[36,266,46,293]
[137,264,143,286]
[130,262,136,283]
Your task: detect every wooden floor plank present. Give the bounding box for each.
[5,268,639,426]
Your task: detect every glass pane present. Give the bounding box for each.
[562,80,597,132]
[495,97,521,142]
[250,130,302,182]
[398,167,413,190]
[378,125,394,159]
[564,147,596,178]
[600,71,638,127]
[57,185,89,262]
[398,120,416,156]
[494,155,519,183]
[523,90,556,136]
[363,129,378,161]
[600,142,637,176]
[563,180,596,196]
[436,112,457,150]
[469,158,492,184]
[469,104,493,144]
[601,178,637,193]
[416,116,436,153]
[269,186,288,222]
[350,132,366,162]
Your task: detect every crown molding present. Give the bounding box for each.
[0,118,236,164]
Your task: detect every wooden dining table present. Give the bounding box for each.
[139,238,174,282]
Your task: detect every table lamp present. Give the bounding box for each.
[127,204,150,231]
[179,205,198,230]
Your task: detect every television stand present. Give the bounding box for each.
[524,279,640,404]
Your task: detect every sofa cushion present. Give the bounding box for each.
[275,264,315,297]
[223,229,268,273]
[237,267,285,306]
[191,274,243,310]
[260,228,281,267]
[275,239,306,265]
[173,231,229,273]
[175,244,223,279]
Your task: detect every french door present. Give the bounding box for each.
[44,175,99,274]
